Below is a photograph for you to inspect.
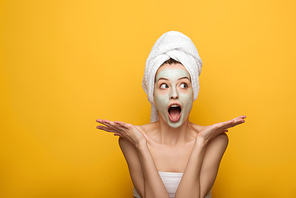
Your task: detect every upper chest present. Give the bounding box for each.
[147,141,195,172]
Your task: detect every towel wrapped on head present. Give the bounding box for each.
[142,31,203,123]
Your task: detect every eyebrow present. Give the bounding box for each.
[157,77,168,82]
[156,76,191,82]
[179,76,191,81]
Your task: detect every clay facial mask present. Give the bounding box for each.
[154,67,193,128]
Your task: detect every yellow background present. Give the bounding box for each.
[1,0,296,197]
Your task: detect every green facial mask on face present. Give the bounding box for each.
[154,68,193,128]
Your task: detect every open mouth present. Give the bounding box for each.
[168,104,182,122]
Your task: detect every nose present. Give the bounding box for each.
[170,87,179,100]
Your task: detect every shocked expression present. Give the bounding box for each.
[154,63,193,128]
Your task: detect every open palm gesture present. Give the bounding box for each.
[96,119,147,147]
[197,115,246,144]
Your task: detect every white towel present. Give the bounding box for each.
[142,31,203,122]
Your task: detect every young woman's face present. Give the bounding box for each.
[154,63,193,128]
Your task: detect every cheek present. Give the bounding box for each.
[154,91,169,108]
[180,89,193,102]
[180,93,193,115]
[181,95,193,107]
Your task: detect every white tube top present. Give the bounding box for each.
[133,171,212,198]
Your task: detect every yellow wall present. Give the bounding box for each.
[1,0,296,197]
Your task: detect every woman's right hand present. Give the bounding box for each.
[96,119,147,148]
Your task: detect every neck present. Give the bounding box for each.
[155,115,194,145]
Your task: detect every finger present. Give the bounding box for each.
[222,118,246,130]
[233,116,246,123]
[96,120,130,138]
[218,120,235,128]
[109,121,127,131]
[216,120,238,131]
[114,121,132,129]
[96,125,117,133]
[101,120,119,131]
[234,115,246,120]
[96,119,114,128]
[228,116,246,125]
[113,121,130,130]
[114,121,137,133]
[236,119,246,124]
[232,118,246,126]
[97,126,125,138]
[223,116,246,125]
[212,116,246,133]
[103,120,131,136]
[224,121,241,129]
[96,119,111,124]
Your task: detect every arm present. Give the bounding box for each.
[97,120,169,198]
[175,136,207,198]
[119,137,169,198]
[199,133,228,197]
[175,116,246,198]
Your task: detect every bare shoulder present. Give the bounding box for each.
[118,136,133,150]
[208,133,229,150]
[118,137,139,159]
[118,137,141,173]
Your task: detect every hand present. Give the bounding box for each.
[96,119,147,147]
[196,115,246,144]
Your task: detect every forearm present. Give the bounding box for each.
[175,138,207,198]
[137,142,169,198]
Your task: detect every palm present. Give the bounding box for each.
[197,115,246,143]
[96,119,146,147]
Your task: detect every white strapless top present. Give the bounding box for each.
[133,172,212,198]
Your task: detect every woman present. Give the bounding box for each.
[96,31,246,198]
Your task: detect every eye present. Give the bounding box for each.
[180,83,188,88]
[160,83,169,89]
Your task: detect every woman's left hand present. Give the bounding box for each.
[196,115,246,145]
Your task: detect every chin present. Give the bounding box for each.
[167,119,184,128]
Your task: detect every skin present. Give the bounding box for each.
[96,63,247,198]
[154,66,193,128]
